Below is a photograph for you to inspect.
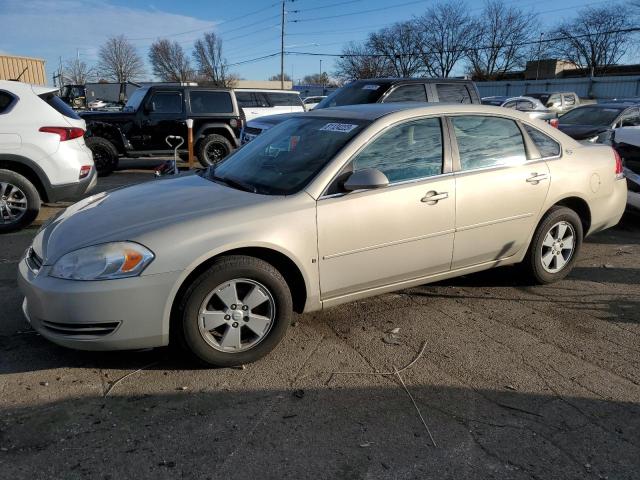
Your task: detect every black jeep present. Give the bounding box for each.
[81,85,244,175]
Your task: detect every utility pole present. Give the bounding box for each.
[535,32,544,82]
[280,0,285,90]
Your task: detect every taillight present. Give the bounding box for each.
[39,126,85,141]
[549,118,559,129]
[612,148,624,178]
[79,165,91,179]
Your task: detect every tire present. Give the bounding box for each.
[0,169,40,233]
[523,206,583,284]
[86,136,119,177]
[178,255,293,367]
[196,134,233,168]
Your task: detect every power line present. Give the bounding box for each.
[290,0,431,23]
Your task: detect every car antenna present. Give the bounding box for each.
[10,67,28,82]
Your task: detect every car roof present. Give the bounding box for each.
[0,80,57,96]
[351,77,472,85]
[234,89,300,94]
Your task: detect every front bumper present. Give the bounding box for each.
[18,256,181,351]
[46,168,97,203]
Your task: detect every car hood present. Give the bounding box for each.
[557,124,608,140]
[33,173,269,264]
[247,112,299,129]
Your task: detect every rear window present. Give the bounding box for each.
[189,91,233,114]
[315,81,390,109]
[39,92,81,119]
[436,84,472,104]
[0,92,15,113]
[265,92,303,107]
[559,106,623,127]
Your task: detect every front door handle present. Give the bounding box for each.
[526,173,548,184]
[421,191,449,204]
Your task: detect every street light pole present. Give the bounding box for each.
[280,0,285,90]
[535,32,544,82]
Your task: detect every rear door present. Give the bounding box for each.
[449,115,551,268]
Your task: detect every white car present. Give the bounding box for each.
[302,95,326,110]
[0,81,96,232]
[234,89,305,122]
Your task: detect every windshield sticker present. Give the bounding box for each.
[362,84,380,90]
[320,123,359,133]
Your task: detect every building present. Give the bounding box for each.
[0,54,46,85]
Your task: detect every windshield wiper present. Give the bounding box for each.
[209,171,257,193]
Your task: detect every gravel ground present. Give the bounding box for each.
[1,164,639,479]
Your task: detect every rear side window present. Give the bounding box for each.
[524,125,560,158]
[0,92,15,113]
[383,84,427,103]
[436,84,472,104]
[452,116,526,170]
[351,117,443,183]
[190,91,233,114]
[563,94,576,106]
[39,93,81,119]
[265,92,303,107]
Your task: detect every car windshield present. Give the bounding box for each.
[559,106,623,126]
[202,116,369,195]
[123,87,148,112]
[315,81,390,109]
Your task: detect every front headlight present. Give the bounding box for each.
[50,242,154,280]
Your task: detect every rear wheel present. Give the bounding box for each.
[523,206,583,284]
[86,137,119,177]
[178,256,292,367]
[196,134,233,168]
[0,169,40,233]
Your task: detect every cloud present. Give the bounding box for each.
[0,0,216,80]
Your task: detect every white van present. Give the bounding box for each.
[233,89,305,122]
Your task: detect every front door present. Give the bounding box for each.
[316,117,455,300]
[142,90,186,150]
[448,115,551,269]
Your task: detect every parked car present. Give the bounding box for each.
[482,96,556,121]
[241,78,481,143]
[556,103,640,142]
[527,92,580,113]
[610,127,640,212]
[302,95,326,110]
[81,85,244,175]
[19,103,626,366]
[0,80,96,232]
[234,89,305,122]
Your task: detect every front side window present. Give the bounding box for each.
[517,100,535,111]
[559,106,624,127]
[149,92,182,114]
[383,84,427,103]
[436,84,472,104]
[123,88,148,112]
[350,118,443,183]
[208,117,368,195]
[524,125,560,158]
[189,91,233,114]
[451,116,526,171]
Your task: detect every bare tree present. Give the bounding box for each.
[415,1,478,77]
[334,42,395,82]
[149,39,193,82]
[466,0,538,80]
[268,73,292,82]
[193,32,232,86]
[549,4,634,76]
[97,35,145,82]
[368,21,425,77]
[301,73,331,85]
[63,58,94,84]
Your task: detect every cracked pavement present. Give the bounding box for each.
[1,165,639,479]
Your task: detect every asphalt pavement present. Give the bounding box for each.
[1,164,639,479]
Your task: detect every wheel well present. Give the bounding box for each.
[197,129,235,146]
[87,125,125,153]
[0,160,48,202]
[170,247,308,336]
[552,196,591,233]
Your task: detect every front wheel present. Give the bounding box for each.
[178,256,293,367]
[523,206,583,284]
[196,134,233,168]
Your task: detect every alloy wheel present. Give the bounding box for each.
[540,221,576,273]
[0,181,28,225]
[197,278,276,353]
[204,142,227,164]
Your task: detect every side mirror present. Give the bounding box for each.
[343,168,389,191]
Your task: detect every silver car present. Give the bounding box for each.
[18,103,627,367]
[482,96,556,121]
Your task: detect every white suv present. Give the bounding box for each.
[0,81,96,232]
[234,89,305,122]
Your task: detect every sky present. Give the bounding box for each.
[0,0,620,85]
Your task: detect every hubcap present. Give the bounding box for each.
[197,278,276,353]
[0,182,28,224]
[541,221,576,273]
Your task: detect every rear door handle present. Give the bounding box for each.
[526,173,548,184]
[421,191,449,204]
